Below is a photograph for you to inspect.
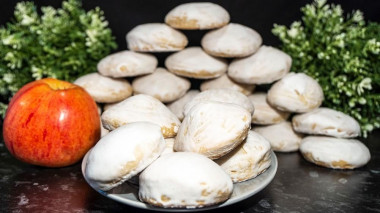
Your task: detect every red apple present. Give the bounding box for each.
[3,78,101,167]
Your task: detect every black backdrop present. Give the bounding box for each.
[1,0,379,66]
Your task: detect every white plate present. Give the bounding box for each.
[81,151,277,212]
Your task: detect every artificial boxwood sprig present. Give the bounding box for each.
[0,0,117,117]
[272,0,380,137]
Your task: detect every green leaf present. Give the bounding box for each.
[272,0,380,137]
[0,0,117,117]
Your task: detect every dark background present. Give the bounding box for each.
[1,0,380,67]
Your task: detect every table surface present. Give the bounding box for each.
[1,127,379,213]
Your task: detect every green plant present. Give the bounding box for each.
[272,0,380,137]
[0,0,117,117]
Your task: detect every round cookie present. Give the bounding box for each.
[101,94,181,138]
[175,101,251,159]
[165,2,230,30]
[132,67,191,103]
[253,121,303,152]
[200,74,255,96]
[126,23,188,52]
[103,102,119,111]
[139,152,233,208]
[248,92,290,125]
[167,90,200,121]
[97,50,157,78]
[85,122,165,191]
[216,131,272,183]
[292,107,361,138]
[300,136,371,169]
[165,47,228,79]
[228,45,292,84]
[201,23,262,58]
[267,73,324,113]
[97,105,109,138]
[183,88,254,116]
[73,72,132,103]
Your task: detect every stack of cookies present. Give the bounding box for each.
[252,72,370,169]
[78,2,371,209]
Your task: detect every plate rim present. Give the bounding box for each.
[82,151,278,212]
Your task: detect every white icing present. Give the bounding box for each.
[132,67,191,103]
[167,90,200,121]
[165,2,230,29]
[126,23,188,52]
[201,23,262,58]
[97,50,157,78]
[292,107,361,138]
[183,88,254,116]
[200,73,255,95]
[248,92,289,125]
[97,105,109,137]
[228,45,291,84]
[165,47,228,79]
[85,122,165,191]
[300,136,371,169]
[103,102,119,111]
[139,152,233,208]
[175,101,251,159]
[73,72,132,103]
[253,121,303,152]
[162,138,175,155]
[101,94,181,138]
[216,131,272,183]
[267,72,324,113]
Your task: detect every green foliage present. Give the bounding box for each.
[0,0,117,117]
[272,0,380,137]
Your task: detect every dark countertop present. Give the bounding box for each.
[1,128,379,213]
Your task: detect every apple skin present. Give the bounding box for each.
[3,78,101,167]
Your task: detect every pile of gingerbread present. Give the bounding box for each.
[76,2,370,209]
